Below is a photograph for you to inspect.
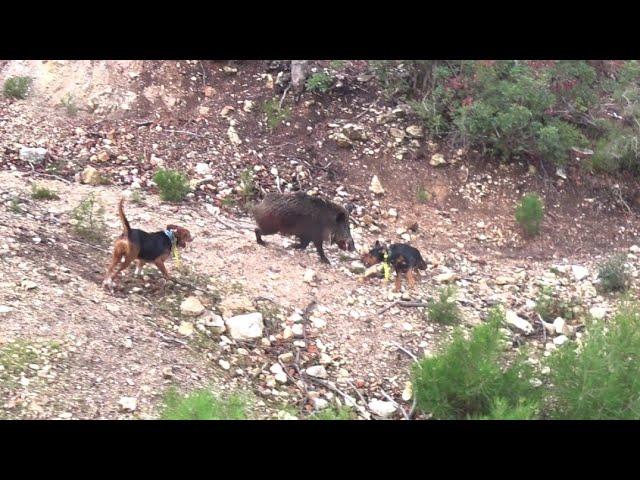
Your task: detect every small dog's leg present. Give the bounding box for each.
[408,269,416,289]
[134,260,145,277]
[394,273,402,292]
[154,259,171,280]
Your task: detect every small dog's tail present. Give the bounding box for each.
[118,198,132,237]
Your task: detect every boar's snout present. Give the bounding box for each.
[337,238,356,252]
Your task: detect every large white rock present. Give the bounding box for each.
[180,296,205,317]
[571,265,589,281]
[368,399,396,418]
[225,312,264,340]
[505,310,534,335]
[305,365,328,379]
[369,175,385,195]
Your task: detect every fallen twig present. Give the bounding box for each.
[163,129,207,139]
[536,313,547,343]
[389,341,419,362]
[304,375,370,418]
[279,84,291,109]
[380,389,410,420]
[26,171,73,185]
[377,301,430,315]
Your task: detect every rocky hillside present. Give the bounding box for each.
[1,60,639,419]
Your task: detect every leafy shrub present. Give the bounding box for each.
[426,286,461,325]
[262,97,291,132]
[309,406,357,420]
[597,254,630,293]
[239,168,256,201]
[71,193,106,243]
[369,60,640,173]
[515,193,544,237]
[160,387,249,420]
[416,186,430,203]
[546,303,640,419]
[535,286,579,322]
[470,397,538,420]
[153,169,190,202]
[412,308,539,419]
[3,76,31,99]
[306,72,333,93]
[60,93,79,117]
[31,184,59,200]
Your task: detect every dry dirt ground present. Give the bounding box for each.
[2,60,640,419]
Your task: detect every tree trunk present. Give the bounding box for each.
[291,60,310,95]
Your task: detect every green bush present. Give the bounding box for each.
[71,193,106,243]
[370,60,640,174]
[597,254,630,293]
[412,308,539,419]
[534,286,579,322]
[262,97,291,132]
[515,193,544,237]
[309,406,357,420]
[3,76,31,99]
[160,388,249,420]
[426,286,461,325]
[546,303,640,419]
[470,397,539,420]
[306,72,333,93]
[60,93,79,117]
[153,169,190,202]
[31,184,59,200]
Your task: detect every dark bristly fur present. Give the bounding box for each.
[252,191,355,264]
[361,241,427,292]
[103,198,193,289]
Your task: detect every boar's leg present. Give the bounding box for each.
[312,239,331,264]
[292,235,311,250]
[255,228,267,246]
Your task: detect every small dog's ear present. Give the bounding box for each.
[166,224,178,232]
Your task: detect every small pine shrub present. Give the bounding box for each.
[416,186,430,203]
[153,169,190,202]
[160,388,249,420]
[546,303,640,419]
[412,308,539,419]
[9,198,23,213]
[60,93,78,117]
[470,397,538,420]
[306,72,333,93]
[597,254,630,293]
[515,193,544,237]
[262,98,291,132]
[31,184,59,200]
[71,193,106,243]
[239,168,256,201]
[3,76,31,99]
[329,60,345,71]
[534,286,579,322]
[129,190,145,205]
[426,286,461,325]
[309,406,357,420]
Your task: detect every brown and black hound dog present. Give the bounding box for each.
[103,198,193,290]
[361,240,428,292]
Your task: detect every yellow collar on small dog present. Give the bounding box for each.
[382,251,392,281]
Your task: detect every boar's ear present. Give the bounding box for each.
[336,211,346,223]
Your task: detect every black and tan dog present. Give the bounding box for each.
[103,198,193,289]
[361,240,427,292]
